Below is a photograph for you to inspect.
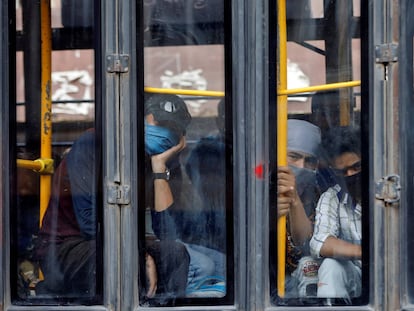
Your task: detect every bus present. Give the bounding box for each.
[0,0,412,310]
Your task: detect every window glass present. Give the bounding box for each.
[270,0,365,306]
[139,1,231,306]
[13,0,100,303]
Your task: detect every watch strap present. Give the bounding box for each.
[153,168,170,180]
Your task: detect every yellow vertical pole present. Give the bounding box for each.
[276,0,287,298]
[39,0,52,226]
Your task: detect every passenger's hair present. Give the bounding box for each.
[322,126,361,161]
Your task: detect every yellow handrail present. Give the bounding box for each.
[144,86,224,97]
[144,81,360,98]
[40,0,52,226]
[17,159,43,171]
[277,0,288,298]
[278,80,361,96]
[17,158,54,174]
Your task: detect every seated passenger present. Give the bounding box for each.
[277,119,321,298]
[309,126,362,301]
[34,129,101,297]
[146,95,225,297]
[35,130,189,298]
[34,94,191,298]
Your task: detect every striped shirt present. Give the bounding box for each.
[310,184,362,268]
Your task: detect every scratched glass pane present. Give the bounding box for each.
[13,0,100,303]
[140,0,228,305]
[271,0,363,306]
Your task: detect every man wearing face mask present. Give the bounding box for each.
[309,126,362,301]
[147,95,226,298]
[34,94,191,299]
[277,119,321,299]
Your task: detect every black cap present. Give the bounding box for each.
[145,93,192,135]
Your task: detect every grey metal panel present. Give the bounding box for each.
[6,307,108,311]
[232,0,270,310]
[369,0,386,309]
[398,0,414,308]
[247,1,269,309]
[231,0,248,309]
[370,0,399,310]
[102,0,122,309]
[386,0,400,308]
[118,0,139,309]
[137,307,237,311]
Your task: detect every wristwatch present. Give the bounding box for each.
[153,168,170,180]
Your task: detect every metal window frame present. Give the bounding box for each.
[1,0,11,308]
[369,0,400,310]
[398,0,414,309]
[0,0,407,310]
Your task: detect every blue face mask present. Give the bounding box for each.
[145,123,180,155]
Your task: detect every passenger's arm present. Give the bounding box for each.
[320,236,362,259]
[153,179,174,212]
[151,137,186,212]
[310,186,357,259]
[289,192,312,245]
[277,166,312,245]
[145,253,157,298]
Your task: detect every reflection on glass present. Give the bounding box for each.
[34,129,98,297]
[272,0,362,306]
[141,94,226,303]
[275,125,362,305]
[140,2,227,304]
[14,0,98,302]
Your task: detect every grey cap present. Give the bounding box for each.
[145,93,192,134]
[288,119,321,157]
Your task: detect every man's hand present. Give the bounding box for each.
[145,253,157,298]
[151,137,186,173]
[277,166,299,218]
[277,166,312,245]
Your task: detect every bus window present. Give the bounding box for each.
[270,0,366,306]
[139,1,231,306]
[13,0,101,303]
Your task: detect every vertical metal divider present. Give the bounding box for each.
[118,0,138,309]
[242,0,272,309]
[384,0,401,309]
[103,0,122,308]
[370,0,398,309]
[228,0,247,309]
[398,0,414,308]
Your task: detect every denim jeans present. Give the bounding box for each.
[184,243,226,290]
